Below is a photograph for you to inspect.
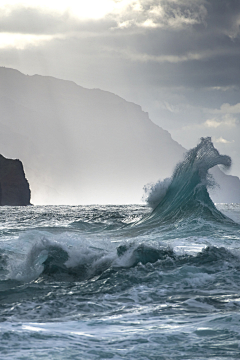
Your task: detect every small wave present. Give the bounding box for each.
[3,228,239,284]
[5,231,115,282]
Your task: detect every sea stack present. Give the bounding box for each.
[0,155,31,206]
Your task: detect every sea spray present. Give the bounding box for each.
[142,177,171,209]
[140,137,233,227]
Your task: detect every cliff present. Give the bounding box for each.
[0,67,185,204]
[0,67,239,204]
[0,155,31,206]
[209,166,240,204]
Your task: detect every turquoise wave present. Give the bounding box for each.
[139,137,234,227]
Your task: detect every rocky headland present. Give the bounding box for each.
[0,67,239,204]
[0,154,31,206]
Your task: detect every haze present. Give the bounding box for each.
[0,0,239,204]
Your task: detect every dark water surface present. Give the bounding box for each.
[1,138,240,359]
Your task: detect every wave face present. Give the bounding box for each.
[140,137,233,227]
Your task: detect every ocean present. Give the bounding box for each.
[1,138,240,359]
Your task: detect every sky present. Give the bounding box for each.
[0,0,240,177]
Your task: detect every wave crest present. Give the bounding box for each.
[141,137,233,225]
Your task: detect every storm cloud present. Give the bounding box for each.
[0,0,239,176]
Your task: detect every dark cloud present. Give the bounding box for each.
[0,0,240,176]
[1,1,240,92]
[203,0,240,37]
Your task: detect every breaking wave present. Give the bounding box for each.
[140,137,233,226]
[2,231,240,284]
[1,138,238,286]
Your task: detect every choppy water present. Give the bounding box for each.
[1,138,240,359]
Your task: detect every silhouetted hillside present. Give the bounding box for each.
[0,67,239,204]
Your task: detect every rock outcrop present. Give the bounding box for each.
[0,155,31,206]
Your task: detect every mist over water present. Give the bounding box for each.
[1,68,240,205]
[0,138,240,359]
[0,67,187,205]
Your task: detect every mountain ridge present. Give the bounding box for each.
[0,66,239,204]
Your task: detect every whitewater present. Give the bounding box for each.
[0,137,240,359]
